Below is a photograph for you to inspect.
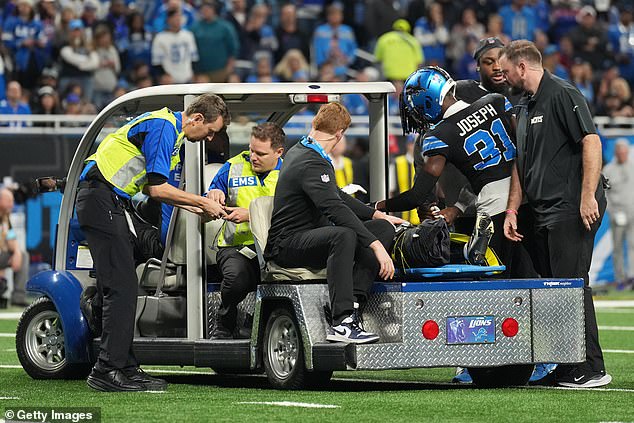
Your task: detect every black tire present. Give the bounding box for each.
[262,307,332,389]
[16,297,92,380]
[468,364,534,388]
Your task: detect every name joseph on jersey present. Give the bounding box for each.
[457,103,498,136]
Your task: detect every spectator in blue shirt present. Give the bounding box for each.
[2,0,49,90]
[152,0,196,33]
[498,0,537,41]
[313,2,357,74]
[0,80,31,127]
[608,5,634,85]
[542,44,570,81]
[414,2,449,67]
[124,12,153,73]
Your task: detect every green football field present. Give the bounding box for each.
[1,298,633,423]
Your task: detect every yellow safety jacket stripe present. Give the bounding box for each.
[395,154,420,225]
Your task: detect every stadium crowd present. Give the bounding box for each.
[0,0,633,119]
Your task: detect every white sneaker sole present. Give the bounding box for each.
[558,373,612,388]
[326,333,379,344]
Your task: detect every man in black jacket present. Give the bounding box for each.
[265,102,403,344]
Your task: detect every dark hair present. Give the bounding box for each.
[185,93,231,128]
[252,122,285,150]
[499,39,542,66]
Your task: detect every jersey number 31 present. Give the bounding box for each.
[463,118,516,170]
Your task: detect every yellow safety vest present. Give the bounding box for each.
[395,154,420,225]
[87,108,184,197]
[334,156,353,188]
[218,151,280,247]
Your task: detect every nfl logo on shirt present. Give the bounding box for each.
[321,174,330,183]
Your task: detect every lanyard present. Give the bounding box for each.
[300,136,332,164]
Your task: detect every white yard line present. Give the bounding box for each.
[594,300,634,308]
[0,397,19,400]
[596,309,634,313]
[598,326,634,331]
[236,401,339,409]
[144,368,213,376]
[604,349,634,354]
[0,365,21,369]
[0,334,15,338]
[2,349,15,352]
[0,313,22,320]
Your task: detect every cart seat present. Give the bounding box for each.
[249,196,327,282]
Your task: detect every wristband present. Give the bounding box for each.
[505,209,518,215]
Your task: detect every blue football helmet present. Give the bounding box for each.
[400,66,456,134]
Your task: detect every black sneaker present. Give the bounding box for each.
[557,368,612,388]
[210,325,233,339]
[464,213,494,265]
[87,367,147,392]
[123,367,167,391]
[326,315,379,344]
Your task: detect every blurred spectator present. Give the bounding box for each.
[2,0,49,90]
[414,2,449,67]
[447,8,485,68]
[531,0,550,33]
[79,0,100,42]
[152,0,196,33]
[151,8,198,83]
[406,0,426,28]
[103,0,129,53]
[364,0,399,48]
[483,14,511,46]
[341,67,379,116]
[608,5,634,85]
[330,134,354,189]
[191,0,238,83]
[127,62,153,88]
[32,85,61,126]
[454,35,479,80]
[58,19,99,103]
[533,28,549,53]
[274,3,310,64]
[37,0,58,63]
[0,53,6,100]
[569,58,595,107]
[374,19,422,82]
[568,5,612,71]
[602,139,634,287]
[0,187,29,307]
[558,35,575,71]
[273,48,309,82]
[226,0,248,60]
[245,53,279,83]
[313,2,357,73]
[93,25,121,108]
[242,4,277,62]
[498,0,537,41]
[549,0,580,44]
[124,12,153,73]
[0,80,31,127]
[60,92,82,125]
[543,44,570,80]
[318,60,343,82]
[54,6,78,50]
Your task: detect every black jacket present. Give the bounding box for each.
[265,140,377,259]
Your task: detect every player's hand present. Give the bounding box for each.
[580,193,600,231]
[370,240,395,280]
[438,206,462,225]
[504,213,523,241]
[372,210,406,227]
[224,206,249,224]
[206,189,225,205]
[202,197,227,220]
[374,199,386,212]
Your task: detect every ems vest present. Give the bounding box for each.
[218,151,280,247]
[87,108,184,197]
[334,156,353,188]
[395,154,420,225]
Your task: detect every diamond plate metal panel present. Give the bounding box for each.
[206,291,256,337]
[363,292,403,343]
[532,288,585,363]
[356,289,533,369]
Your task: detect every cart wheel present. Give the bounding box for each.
[468,364,534,388]
[16,297,91,379]
[263,307,331,389]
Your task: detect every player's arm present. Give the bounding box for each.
[376,155,446,212]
